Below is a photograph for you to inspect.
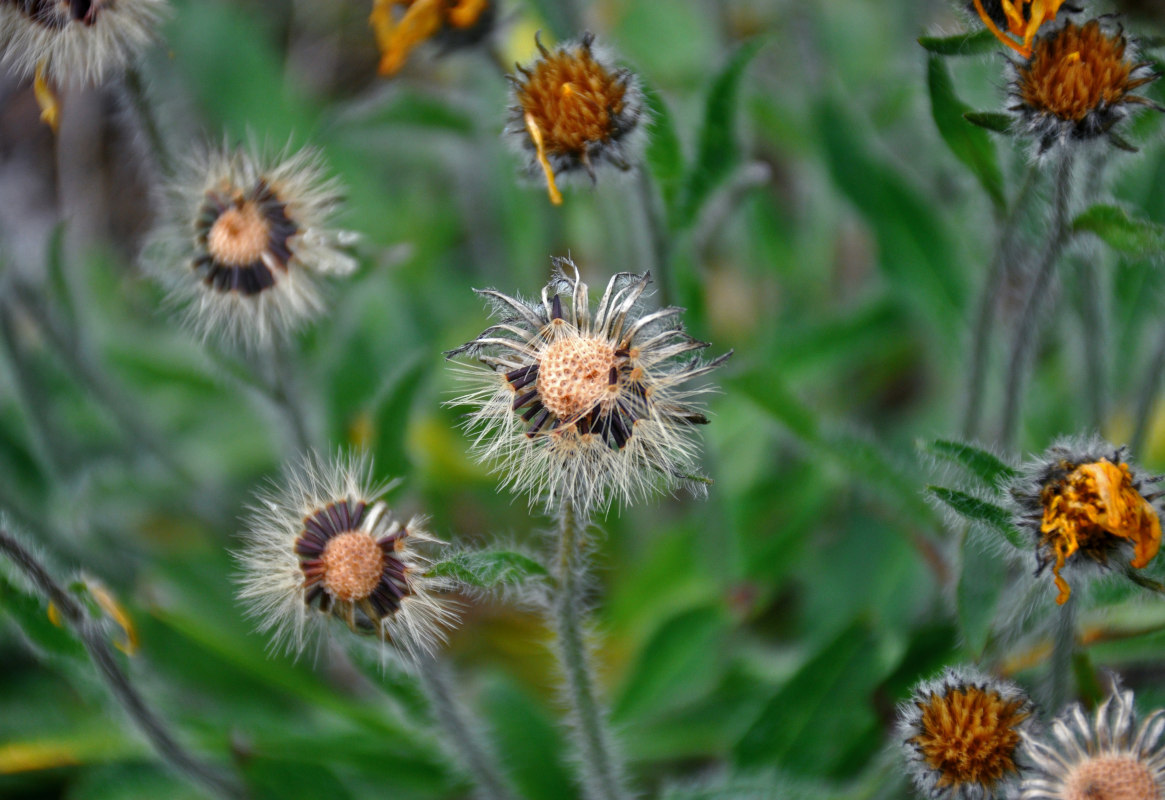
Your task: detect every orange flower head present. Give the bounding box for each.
[1038,458,1161,604]
[972,0,1071,57]
[900,667,1034,800]
[369,0,492,77]
[1010,19,1161,152]
[507,33,644,205]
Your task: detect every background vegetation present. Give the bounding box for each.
[2,0,1165,798]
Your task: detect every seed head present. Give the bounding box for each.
[1008,437,1162,605]
[1021,686,1165,799]
[141,140,358,350]
[899,666,1035,800]
[1009,18,1162,153]
[446,258,730,513]
[369,0,493,77]
[0,0,166,84]
[506,32,645,205]
[236,450,455,659]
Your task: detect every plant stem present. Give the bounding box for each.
[999,151,1076,450]
[122,65,172,178]
[550,498,628,800]
[1049,596,1077,712]
[634,166,673,308]
[1130,325,1165,458]
[962,163,1041,440]
[0,529,245,800]
[416,655,515,800]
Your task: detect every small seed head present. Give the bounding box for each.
[536,336,616,420]
[1063,755,1159,800]
[319,531,386,602]
[207,202,271,267]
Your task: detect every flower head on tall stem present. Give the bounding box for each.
[1008,17,1162,153]
[236,451,455,660]
[369,0,493,77]
[142,140,358,350]
[898,666,1035,800]
[1021,685,1165,799]
[1007,436,1163,606]
[506,32,645,205]
[446,258,729,514]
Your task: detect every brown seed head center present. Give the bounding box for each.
[320,531,386,602]
[1064,755,1161,800]
[207,202,271,267]
[1020,21,1135,122]
[911,686,1027,789]
[518,47,627,155]
[536,336,616,420]
[1040,459,1162,604]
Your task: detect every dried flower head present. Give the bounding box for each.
[971,0,1072,57]
[142,140,358,349]
[369,0,493,77]
[446,258,730,512]
[899,666,1035,800]
[1021,686,1165,800]
[0,0,165,83]
[236,451,454,659]
[1010,18,1162,153]
[506,32,645,205]
[1008,438,1162,606]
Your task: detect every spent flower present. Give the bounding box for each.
[899,666,1035,800]
[369,0,493,77]
[1008,437,1162,606]
[236,451,454,659]
[142,140,358,349]
[446,258,729,512]
[506,32,645,205]
[971,0,1073,57]
[1021,685,1165,800]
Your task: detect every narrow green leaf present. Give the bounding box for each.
[957,529,1005,657]
[642,83,686,227]
[922,439,1017,487]
[927,487,1024,549]
[1073,204,1165,256]
[918,28,999,56]
[0,570,86,662]
[677,39,764,228]
[734,621,881,775]
[480,675,574,800]
[963,111,1013,134]
[427,550,549,589]
[927,57,1005,210]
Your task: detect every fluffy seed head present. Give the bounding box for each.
[1021,686,1165,799]
[236,450,455,660]
[506,32,645,204]
[1008,436,1162,605]
[1009,19,1161,153]
[899,666,1035,800]
[141,140,358,350]
[446,257,730,513]
[0,0,166,84]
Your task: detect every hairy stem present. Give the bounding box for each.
[962,163,1041,439]
[1049,597,1077,712]
[550,499,628,800]
[0,529,245,800]
[999,152,1076,450]
[416,655,515,800]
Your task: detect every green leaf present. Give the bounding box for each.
[1073,204,1165,256]
[0,568,85,663]
[427,550,549,589]
[613,605,728,721]
[921,439,1017,487]
[734,621,882,776]
[677,39,764,228]
[642,83,686,226]
[927,57,1005,210]
[480,675,575,800]
[964,111,1013,134]
[926,487,1024,549]
[918,28,1000,56]
[957,529,1006,657]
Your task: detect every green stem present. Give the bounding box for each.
[962,163,1041,440]
[0,528,246,800]
[550,499,628,800]
[416,656,515,800]
[1049,597,1077,712]
[999,151,1076,450]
